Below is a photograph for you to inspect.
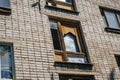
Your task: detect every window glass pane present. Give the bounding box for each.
[66,0,72,3]
[50,20,61,50]
[0,45,12,79]
[117,58,120,67]
[115,56,120,67]
[68,56,85,63]
[59,75,67,80]
[64,33,79,52]
[117,13,120,24]
[102,15,108,27]
[104,10,120,29]
[56,0,72,3]
[115,56,120,70]
[50,20,58,29]
[73,77,91,80]
[0,0,10,8]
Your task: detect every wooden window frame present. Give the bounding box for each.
[100,8,120,33]
[46,0,76,11]
[50,19,87,63]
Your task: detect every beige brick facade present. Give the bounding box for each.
[0,0,120,80]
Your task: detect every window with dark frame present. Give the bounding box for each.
[101,8,120,30]
[0,0,11,13]
[115,55,120,70]
[59,74,95,80]
[50,19,87,63]
[0,43,13,79]
[46,0,75,11]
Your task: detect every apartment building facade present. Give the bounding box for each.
[0,0,120,80]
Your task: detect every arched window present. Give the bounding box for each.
[64,33,79,52]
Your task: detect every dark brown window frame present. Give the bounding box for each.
[49,18,89,63]
[100,7,120,33]
[0,7,11,14]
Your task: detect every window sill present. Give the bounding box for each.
[55,50,85,55]
[54,61,93,70]
[105,27,120,34]
[0,7,11,14]
[45,5,79,15]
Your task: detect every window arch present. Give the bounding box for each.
[64,32,79,52]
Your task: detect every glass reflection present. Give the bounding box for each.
[0,0,10,8]
[104,10,120,29]
[0,45,12,79]
[68,56,85,63]
[64,33,79,52]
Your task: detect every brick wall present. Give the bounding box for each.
[0,0,120,80]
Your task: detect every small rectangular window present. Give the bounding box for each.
[104,10,119,29]
[0,43,13,79]
[50,19,88,63]
[101,8,120,31]
[47,0,75,11]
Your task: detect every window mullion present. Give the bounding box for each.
[57,21,66,51]
[116,13,120,27]
[102,9,109,27]
[57,21,68,61]
[73,27,82,52]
